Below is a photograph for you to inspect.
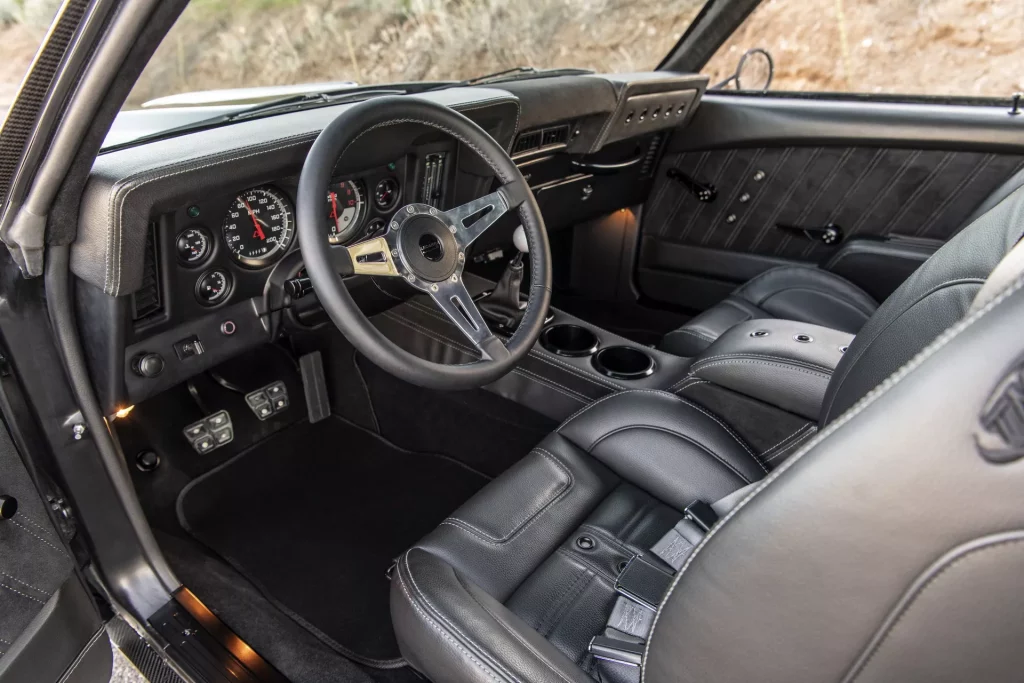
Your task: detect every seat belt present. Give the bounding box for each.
[589,482,760,669]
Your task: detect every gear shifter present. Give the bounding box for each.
[479,226,529,332]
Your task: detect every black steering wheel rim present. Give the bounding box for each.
[296,96,551,390]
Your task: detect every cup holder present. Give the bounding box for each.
[540,324,600,357]
[592,346,655,380]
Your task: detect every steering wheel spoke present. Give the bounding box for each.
[443,179,528,248]
[427,276,509,361]
[332,236,401,277]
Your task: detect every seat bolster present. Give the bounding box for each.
[659,296,764,356]
[558,391,767,509]
[413,440,619,601]
[392,547,594,683]
[735,265,878,333]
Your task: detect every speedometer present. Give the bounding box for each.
[326,180,366,244]
[222,186,295,267]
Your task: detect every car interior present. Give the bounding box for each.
[3,2,1024,683]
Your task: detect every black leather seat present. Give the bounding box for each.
[658,171,1024,358]
[390,186,1024,683]
[659,265,878,356]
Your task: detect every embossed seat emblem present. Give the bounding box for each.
[977,364,1024,463]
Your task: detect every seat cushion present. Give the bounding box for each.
[659,266,878,356]
[390,391,768,683]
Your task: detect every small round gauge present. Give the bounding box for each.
[374,177,400,211]
[326,180,366,245]
[222,186,294,267]
[196,270,231,305]
[176,227,211,265]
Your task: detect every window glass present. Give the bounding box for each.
[704,0,1024,98]
[124,0,709,108]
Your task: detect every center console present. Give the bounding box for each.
[683,319,853,420]
[370,273,694,422]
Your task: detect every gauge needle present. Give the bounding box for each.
[329,191,339,222]
[242,199,266,240]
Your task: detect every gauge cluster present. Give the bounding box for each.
[162,159,408,315]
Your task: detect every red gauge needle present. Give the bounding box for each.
[242,199,266,240]
[329,191,339,222]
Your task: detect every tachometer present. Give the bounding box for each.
[222,186,294,267]
[326,180,366,245]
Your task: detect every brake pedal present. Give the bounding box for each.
[183,410,234,454]
[245,381,289,420]
[299,351,331,424]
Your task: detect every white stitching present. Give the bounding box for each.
[663,327,717,343]
[821,276,988,422]
[557,387,667,430]
[691,358,832,380]
[393,569,510,683]
[0,583,45,604]
[512,367,589,403]
[670,396,760,460]
[2,572,51,596]
[670,378,710,393]
[57,628,106,683]
[10,519,66,554]
[640,270,1024,683]
[443,448,574,545]
[690,352,835,375]
[758,423,814,457]
[764,426,817,463]
[527,349,620,390]
[846,535,1024,682]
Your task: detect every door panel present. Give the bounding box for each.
[637,95,1024,311]
[0,421,109,683]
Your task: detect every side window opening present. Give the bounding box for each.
[704,0,1024,99]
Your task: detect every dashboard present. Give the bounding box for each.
[70,74,707,412]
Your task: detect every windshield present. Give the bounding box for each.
[124,0,707,108]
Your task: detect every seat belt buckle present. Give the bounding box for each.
[588,636,644,667]
[684,500,719,532]
[615,555,674,611]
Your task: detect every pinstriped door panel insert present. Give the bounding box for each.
[643,147,1024,262]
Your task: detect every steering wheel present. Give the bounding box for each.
[296,97,551,390]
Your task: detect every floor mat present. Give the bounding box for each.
[176,417,488,667]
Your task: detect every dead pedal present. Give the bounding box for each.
[299,351,331,424]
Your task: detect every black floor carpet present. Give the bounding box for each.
[176,416,488,668]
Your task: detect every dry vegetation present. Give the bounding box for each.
[1,0,1022,110]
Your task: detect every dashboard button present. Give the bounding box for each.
[220,320,237,336]
[132,352,164,378]
[174,335,205,360]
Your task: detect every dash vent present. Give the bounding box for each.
[541,125,569,147]
[421,152,448,208]
[513,124,571,155]
[132,224,163,323]
[513,131,542,154]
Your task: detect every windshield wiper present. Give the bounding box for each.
[425,66,594,91]
[103,87,406,152]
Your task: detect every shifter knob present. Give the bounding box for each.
[512,225,529,254]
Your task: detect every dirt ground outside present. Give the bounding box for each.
[1,0,1023,112]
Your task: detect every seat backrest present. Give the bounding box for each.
[644,254,1024,683]
[819,183,1024,424]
